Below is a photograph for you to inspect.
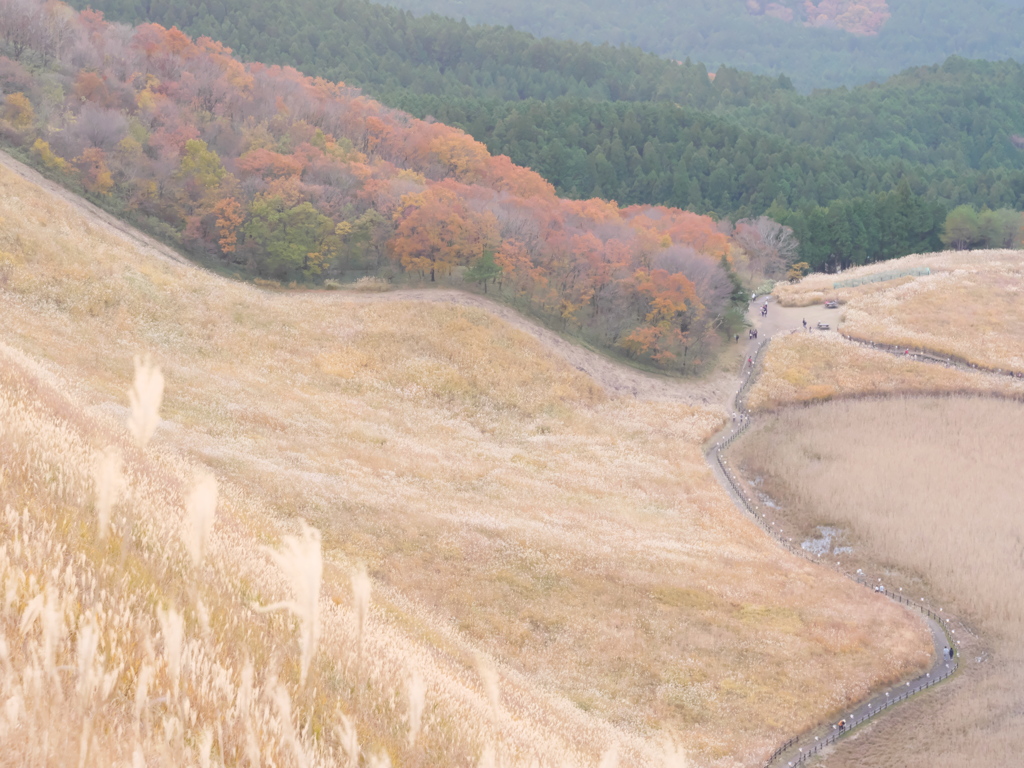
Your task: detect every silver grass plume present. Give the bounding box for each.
[185,471,218,567]
[351,565,371,660]
[157,606,184,701]
[474,653,501,724]
[661,736,689,768]
[407,668,426,749]
[256,520,323,686]
[477,744,496,768]
[127,354,164,448]
[599,745,620,768]
[92,446,123,541]
[197,729,214,768]
[334,713,359,768]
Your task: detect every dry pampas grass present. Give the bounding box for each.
[256,520,324,686]
[0,158,939,766]
[733,397,1024,768]
[185,471,218,567]
[127,354,164,448]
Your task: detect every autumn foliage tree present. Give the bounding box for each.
[74,147,113,195]
[389,183,500,281]
[212,197,245,254]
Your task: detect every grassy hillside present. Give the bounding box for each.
[746,331,1024,411]
[0,151,934,764]
[774,249,1024,371]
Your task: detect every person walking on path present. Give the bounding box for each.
[802,318,807,329]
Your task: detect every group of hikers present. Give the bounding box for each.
[751,293,769,318]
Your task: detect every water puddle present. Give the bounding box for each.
[748,477,854,556]
[802,526,853,556]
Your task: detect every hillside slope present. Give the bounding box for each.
[0,151,933,765]
[0,0,755,373]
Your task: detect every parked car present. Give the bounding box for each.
[824,300,839,309]
[816,322,831,330]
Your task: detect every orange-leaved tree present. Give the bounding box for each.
[620,268,703,366]
[212,197,245,255]
[388,182,500,281]
[75,147,114,196]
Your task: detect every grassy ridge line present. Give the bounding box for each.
[0,147,190,267]
[2,4,751,373]
[329,286,738,404]
[0,144,730,405]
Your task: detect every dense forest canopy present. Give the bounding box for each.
[69,0,1024,273]
[0,0,760,372]
[371,0,1024,92]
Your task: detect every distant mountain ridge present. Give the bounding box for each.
[749,0,892,37]
[373,0,1024,91]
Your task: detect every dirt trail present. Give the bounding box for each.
[338,284,838,408]
[340,288,738,406]
[0,150,190,267]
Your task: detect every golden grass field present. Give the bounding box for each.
[773,250,1024,372]
[0,160,935,767]
[732,397,1024,767]
[745,331,1024,411]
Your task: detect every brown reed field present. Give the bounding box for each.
[773,249,1024,372]
[746,331,1024,411]
[732,397,1024,767]
[0,160,935,766]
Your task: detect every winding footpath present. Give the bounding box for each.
[710,298,963,768]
